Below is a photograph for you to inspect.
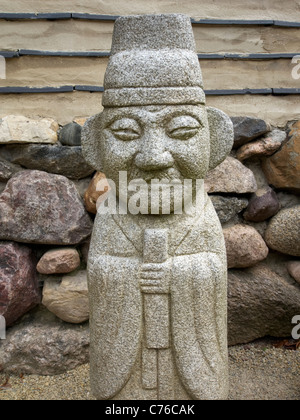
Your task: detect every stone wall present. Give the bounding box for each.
[0,114,299,375]
[0,1,299,375]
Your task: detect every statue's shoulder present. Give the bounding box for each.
[90,212,141,258]
[174,196,225,256]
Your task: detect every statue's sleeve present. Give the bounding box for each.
[87,213,143,400]
[171,251,228,400]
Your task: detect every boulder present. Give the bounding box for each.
[262,121,300,193]
[243,186,280,222]
[84,171,110,214]
[236,129,287,161]
[205,156,257,194]
[72,176,93,199]
[42,270,89,324]
[265,206,300,256]
[0,170,93,245]
[210,195,248,224]
[59,122,82,146]
[228,264,300,345]
[0,157,23,182]
[0,241,41,326]
[37,248,81,275]
[223,224,269,268]
[230,116,270,148]
[0,306,89,375]
[0,144,94,180]
[0,115,58,144]
[287,261,300,284]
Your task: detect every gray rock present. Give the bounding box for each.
[0,157,23,182]
[0,241,41,326]
[0,170,93,245]
[263,252,295,285]
[277,192,300,210]
[265,206,300,256]
[210,195,248,224]
[59,122,82,146]
[228,264,300,345]
[0,306,89,375]
[80,237,91,264]
[72,176,94,199]
[0,144,94,180]
[231,116,270,148]
[0,182,6,194]
[243,186,280,222]
[242,220,268,238]
[236,129,287,161]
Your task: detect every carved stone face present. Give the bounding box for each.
[97,104,210,212]
[96,104,211,213]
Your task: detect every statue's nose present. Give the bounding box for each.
[134,130,174,171]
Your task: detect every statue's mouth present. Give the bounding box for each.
[128,166,183,184]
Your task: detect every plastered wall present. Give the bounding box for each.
[0,0,299,125]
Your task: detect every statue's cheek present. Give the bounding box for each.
[169,140,210,179]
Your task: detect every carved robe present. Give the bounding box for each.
[87,192,228,400]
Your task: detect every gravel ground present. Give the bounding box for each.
[0,337,299,401]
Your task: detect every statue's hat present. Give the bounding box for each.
[102,14,205,107]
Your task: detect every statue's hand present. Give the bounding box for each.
[140,261,171,294]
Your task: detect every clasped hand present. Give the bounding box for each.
[140,260,171,294]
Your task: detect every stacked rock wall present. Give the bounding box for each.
[0,0,299,375]
[0,114,299,375]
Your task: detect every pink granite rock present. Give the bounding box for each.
[223,224,269,268]
[0,241,41,326]
[37,248,81,274]
[205,157,257,194]
[236,129,287,162]
[0,170,93,245]
[287,261,300,284]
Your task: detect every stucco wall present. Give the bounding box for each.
[0,1,299,125]
[1,0,300,21]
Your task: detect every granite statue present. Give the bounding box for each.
[82,13,234,400]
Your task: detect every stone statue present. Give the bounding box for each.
[82,14,234,400]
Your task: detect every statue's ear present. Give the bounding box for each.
[207,106,234,170]
[81,113,104,172]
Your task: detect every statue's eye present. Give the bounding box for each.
[167,116,201,140]
[108,118,141,141]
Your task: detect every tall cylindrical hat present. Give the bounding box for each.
[102,14,205,107]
